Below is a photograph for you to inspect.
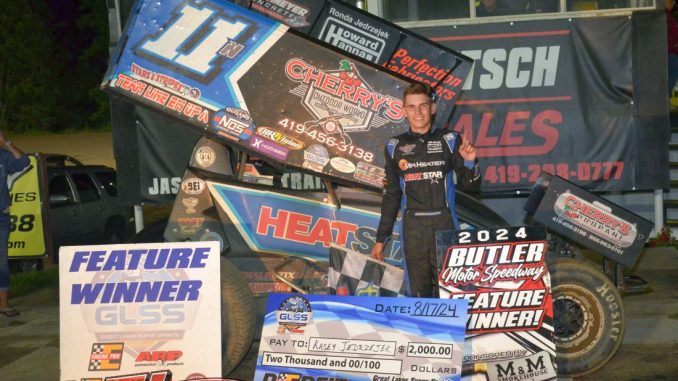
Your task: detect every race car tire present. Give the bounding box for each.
[221,256,256,375]
[550,259,625,377]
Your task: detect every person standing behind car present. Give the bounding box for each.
[0,131,29,318]
[371,83,481,298]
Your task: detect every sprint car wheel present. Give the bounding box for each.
[550,259,625,377]
[221,256,256,375]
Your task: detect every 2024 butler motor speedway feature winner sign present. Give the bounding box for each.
[255,294,468,381]
[103,0,467,190]
[437,226,558,381]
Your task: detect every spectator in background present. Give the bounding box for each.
[0,131,29,318]
[476,0,511,17]
[667,0,678,95]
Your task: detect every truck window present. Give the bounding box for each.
[71,173,101,203]
[95,171,117,197]
[49,175,75,206]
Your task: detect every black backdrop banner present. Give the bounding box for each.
[413,15,669,193]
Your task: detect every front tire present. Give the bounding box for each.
[221,257,256,375]
[550,259,625,377]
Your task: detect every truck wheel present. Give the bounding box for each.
[221,256,256,375]
[550,259,625,377]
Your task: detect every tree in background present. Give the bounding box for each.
[0,0,61,133]
[0,0,110,134]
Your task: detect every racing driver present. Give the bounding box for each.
[371,82,481,297]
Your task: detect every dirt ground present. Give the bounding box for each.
[13,131,115,168]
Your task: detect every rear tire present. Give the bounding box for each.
[550,259,625,377]
[221,257,256,375]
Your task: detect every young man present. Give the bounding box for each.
[371,83,480,297]
[0,131,29,317]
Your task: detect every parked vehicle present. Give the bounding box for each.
[46,154,130,260]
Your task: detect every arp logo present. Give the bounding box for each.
[137,2,254,82]
[135,350,183,364]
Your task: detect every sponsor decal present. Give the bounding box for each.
[329,157,356,173]
[302,144,330,172]
[182,197,199,214]
[194,146,216,168]
[148,177,182,196]
[256,126,304,150]
[354,161,385,187]
[318,6,388,63]
[554,192,636,248]
[354,282,379,297]
[181,178,206,195]
[88,342,124,371]
[286,58,403,134]
[135,350,184,367]
[131,63,200,99]
[252,0,311,28]
[114,74,210,125]
[225,107,251,121]
[399,143,415,154]
[212,110,253,141]
[443,132,456,142]
[404,160,445,169]
[426,140,443,153]
[404,171,443,183]
[177,217,205,235]
[276,295,312,334]
[398,159,408,171]
[249,135,290,161]
[486,351,557,381]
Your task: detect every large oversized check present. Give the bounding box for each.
[254,294,468,381]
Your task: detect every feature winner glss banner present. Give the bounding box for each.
[102,0,445,190]
[436,226,557,381]
[59,242,221,381]
[255,294,468,381]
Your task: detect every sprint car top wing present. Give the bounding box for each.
[102,0,471,190]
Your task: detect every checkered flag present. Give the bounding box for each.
[328,243,406,297]
[88,344,104,371]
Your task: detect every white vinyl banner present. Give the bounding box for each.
[59,242,221,381]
